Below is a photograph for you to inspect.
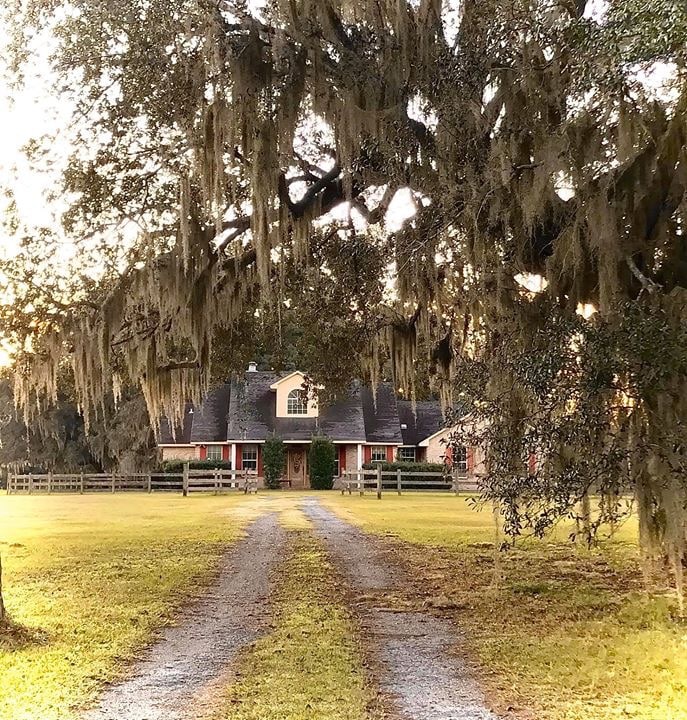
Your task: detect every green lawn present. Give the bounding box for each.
[322,493,687,720]
[3,491,685,720]
[0,494,259,720]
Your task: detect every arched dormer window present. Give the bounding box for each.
[287,388,308,415]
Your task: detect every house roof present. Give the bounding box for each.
[360,383,403,444]
[269,370,305,390]
[159,402,194,444]
[159,371,443,446]
[189,383,232,443]
[397,400,446,446]
[227,372,367,442]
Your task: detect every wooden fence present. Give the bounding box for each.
[341,467,479,497]
[7,466,260,496]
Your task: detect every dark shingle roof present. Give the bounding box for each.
[397,400,445,445]
[226,371,278,441]
[226,372,367,441]
[159,402,194,444]
[189,383,232,443]
[361,383,403,443]
[159,373,446,446]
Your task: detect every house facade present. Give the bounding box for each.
[158,366,478,488]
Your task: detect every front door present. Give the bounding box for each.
[288,448,307,488]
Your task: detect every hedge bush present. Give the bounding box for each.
[263,435,286,489]
[309,435,336,490]
[161,459,233,472]
[361,461,445,473]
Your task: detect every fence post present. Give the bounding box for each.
[397,467,402,495]
[7,473,11,495]
[243,470,248,495]
[147,473,152,493]
[376,464,382,500]
[80,472,84,495]
[182,462,189,497]
[359,470,364,496]
[341,471,346,495]
[48,470,53,494]
[28,473,33,495]
[111,473,116,493]
[452,467,460,495]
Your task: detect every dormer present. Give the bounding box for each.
[270,371,319,418]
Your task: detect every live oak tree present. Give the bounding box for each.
[4,1,687,602]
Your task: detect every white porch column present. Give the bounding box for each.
[230,443,237,471]
[357,443,363,470]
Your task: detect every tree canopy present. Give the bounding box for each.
[3,1,687,600]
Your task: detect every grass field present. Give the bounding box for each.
[2,491,685,720]
[322,493,687,720]
[0,494,260,720]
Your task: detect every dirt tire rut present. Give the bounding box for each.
[302,498,499,720]
[83,512,285,720]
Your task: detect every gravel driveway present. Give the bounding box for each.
[302,498,499,720]
[83,512,285,720]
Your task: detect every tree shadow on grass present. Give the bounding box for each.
[0,617,49,652]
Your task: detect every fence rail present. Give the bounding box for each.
[7,467,260,496]
[341,468,479,497]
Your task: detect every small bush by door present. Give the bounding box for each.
[309,436,336,490]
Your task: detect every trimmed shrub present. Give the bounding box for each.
[361,461,445,473]
[161,459,233,473]
[263,435,286,489]
[308,435,336,490]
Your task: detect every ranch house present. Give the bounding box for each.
[159,364,479,488]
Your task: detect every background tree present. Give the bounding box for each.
[308,436,336,491]
[3,1,687,598]
[262,435,286,490]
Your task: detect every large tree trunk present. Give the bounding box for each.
[0,552,5,625]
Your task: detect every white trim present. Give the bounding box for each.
[269,370,305,390]
[226,439,266,444]
[418,426,454,447]
[158,444,194,448]
[230,443,237,469]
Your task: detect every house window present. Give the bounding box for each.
[454,445,468,472]
[242,445,258,471]
[287,389,308,415]
[207,445,222,462]
[398,447,416,462]
[371,446,387,462]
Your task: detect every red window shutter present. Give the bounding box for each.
[199,445,207,460]
[235,444,242,470]
[467,447,475,471]
[386,446,394,462]
[528,452,537,475]
[222,445,230,461]
[363,445,372,464]
[257,446,264,477]
[339,446,346,472]
[445,445,453,465]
